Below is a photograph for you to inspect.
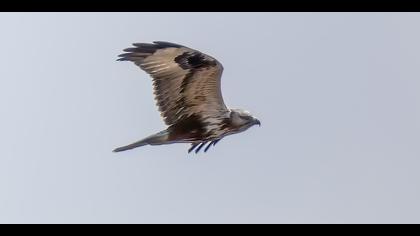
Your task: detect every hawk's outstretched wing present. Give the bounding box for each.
[118,41,229,127]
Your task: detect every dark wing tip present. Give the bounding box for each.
[117,52,134,58]
[152,41,185,48]
[117,50,151,62]
[117,41,184,62]
[123,47,140,52]
[117,53,137,62]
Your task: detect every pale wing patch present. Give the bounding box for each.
[137,48,192,125]
[182,67,228,117]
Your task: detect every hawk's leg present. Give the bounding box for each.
[204,139,221,152]
[195,142,208,153]
[188,139,221,153]
[204,142,213,152]
[188,143,200,153]
[212,139,221,146]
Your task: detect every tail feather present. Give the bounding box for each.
[113,140,148,152]
[113,130,169,152]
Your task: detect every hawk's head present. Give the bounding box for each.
[229,108,261,133]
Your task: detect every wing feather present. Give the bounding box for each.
[118,41,229,127]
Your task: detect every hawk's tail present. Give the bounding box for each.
[113,130,169,152]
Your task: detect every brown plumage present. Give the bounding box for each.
[114,41,260,154]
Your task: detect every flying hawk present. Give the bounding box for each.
[114,41,260,153]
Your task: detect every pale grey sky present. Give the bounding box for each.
[0,13,420,223]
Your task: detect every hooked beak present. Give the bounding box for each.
[253,118,261,127]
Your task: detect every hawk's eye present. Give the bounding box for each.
[240,115,252,121]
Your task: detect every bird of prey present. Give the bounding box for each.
[113,41,260,153]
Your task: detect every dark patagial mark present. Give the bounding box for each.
[174,52,216,70]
